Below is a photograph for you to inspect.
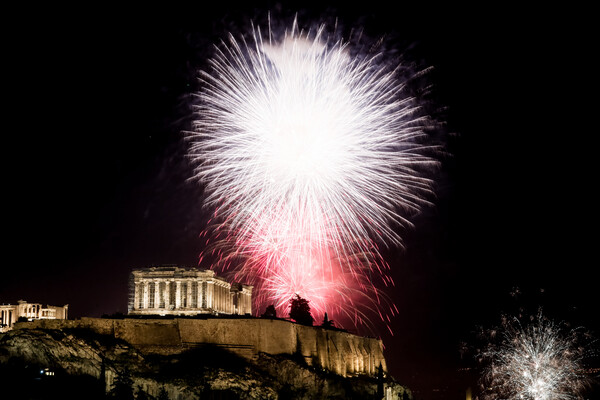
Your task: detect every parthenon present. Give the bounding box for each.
[127,266,253,316]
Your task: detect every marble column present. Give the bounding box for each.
[175,281,181,309]
[186,279,192,309]
[214,285,218,311]
[222,286,226,312]
[143,281,149,309]
[219,285,222,311]
[196,280,202,308]
[207,281,213,309]
[165,281,171,309]
[154,281,160,309]
[218,285,222,312]
[133,282,140,310]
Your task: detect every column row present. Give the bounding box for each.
[134,279,217,311]
[1,309,13,327]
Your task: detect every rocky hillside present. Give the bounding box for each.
[0,326,412,399]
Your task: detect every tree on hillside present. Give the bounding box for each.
[107,367,135,400]
[261,304,277,318]
[288,294,314,326]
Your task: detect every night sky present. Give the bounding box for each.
[3,3,598,399]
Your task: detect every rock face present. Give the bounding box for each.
[16,317,389,378]
[0,321,413,399]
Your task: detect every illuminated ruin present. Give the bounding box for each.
[128,266,253,316]
[0,300,68,332]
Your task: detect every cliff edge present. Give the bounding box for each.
[0,319,412,399]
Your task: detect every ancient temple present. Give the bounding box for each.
[0,300,68,332]
[127,266,253,316]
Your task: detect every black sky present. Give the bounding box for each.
[3,3,598,399]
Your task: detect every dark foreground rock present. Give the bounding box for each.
[0,327,412,399]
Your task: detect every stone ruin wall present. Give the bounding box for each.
[17,317,387,377]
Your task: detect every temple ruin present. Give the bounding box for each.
[0,300,68,332]
[128,266,252,316]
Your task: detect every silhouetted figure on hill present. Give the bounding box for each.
[321,312,335,328]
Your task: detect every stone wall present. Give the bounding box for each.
[16,317,387,377]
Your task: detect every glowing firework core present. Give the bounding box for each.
[189,18,437,330]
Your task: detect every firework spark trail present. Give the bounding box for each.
[479,312,594,400]
[188,17,439,331]
[199,204,397,331]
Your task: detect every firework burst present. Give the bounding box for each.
[478,311,596,400]
[187,15,439,332]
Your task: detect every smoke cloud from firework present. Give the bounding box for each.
[188,16,440,332]
[478,311,596,400]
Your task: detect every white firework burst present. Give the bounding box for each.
[187,16,440,328]
[479,311,595,400]
[189,17,437,260]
